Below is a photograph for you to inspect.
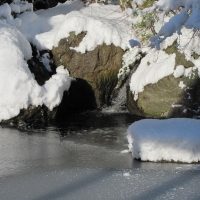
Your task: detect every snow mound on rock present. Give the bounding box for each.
[127,118,200,163]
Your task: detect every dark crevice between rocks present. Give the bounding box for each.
[28,44,56,86]
[0,0,67,12]
[169,76,200,118]
[55,78,97,122]
[29,0,67,11]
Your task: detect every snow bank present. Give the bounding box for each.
[17,2,136,52]
[17,0,84,47]
[127,118,200,163]
[0,3,21,26]
[0,21,71,121]
[53,4,135,53]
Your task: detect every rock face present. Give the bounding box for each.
[52,32,124,108]
[127,44,200,118]
[1,105,57,127]
[127,73,200,118]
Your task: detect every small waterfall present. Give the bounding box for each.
[102,62,139,113]
[102,83,128,113]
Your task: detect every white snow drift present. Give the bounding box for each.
[18,2,136,52]
[0,21,71,121]
[127,118,200,163]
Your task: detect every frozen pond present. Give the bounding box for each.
[0,112,200,199]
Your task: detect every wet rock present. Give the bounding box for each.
[1,105,57,127]
[52,32,124,108]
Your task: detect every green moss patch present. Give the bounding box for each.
[165,43,194,68]
[137,71,199,118]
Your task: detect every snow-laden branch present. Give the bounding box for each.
[130,0,200,49]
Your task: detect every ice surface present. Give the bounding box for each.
[1,124,200,200]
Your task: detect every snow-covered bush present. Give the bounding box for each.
[132,11,157,45]
[126,0,200,49]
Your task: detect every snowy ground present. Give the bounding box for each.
[0,117,200,200]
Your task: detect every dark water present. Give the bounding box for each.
[0,111,200,199]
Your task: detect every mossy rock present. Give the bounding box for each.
[165,42,194,68]
[127,69,200,118]
[52,32,124,107]
[127,43,200,118]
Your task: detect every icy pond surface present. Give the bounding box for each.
[0,112,200,200]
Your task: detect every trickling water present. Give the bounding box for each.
[102,62,139,113]
[102,84,127,113]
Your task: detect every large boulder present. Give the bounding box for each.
[127,73,200,118]
[52,32,124,107]
[127,45,200,118]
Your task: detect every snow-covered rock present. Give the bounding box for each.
[127,10,200,118]
[127,118,200,163]
[0,21,71,122]
[52,32,124,107]
[127,46,200,118]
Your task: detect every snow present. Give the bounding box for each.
[16,1,135,52]
[39,3,135,52]
[173,65,185,78]
[148,1,200,50]
[128,0,200,100]
[129,48,175,100]
[0,0,200,168]
[117,46,141,88]
[0,3,21,26]
[17,0,84,48]
[129,27,200,100]
[178,81,186,89]
[12,0,33,13]
[40,53,52,72]
[0,0,88,121]
[0,21,71,121]
[127,118,200,163]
